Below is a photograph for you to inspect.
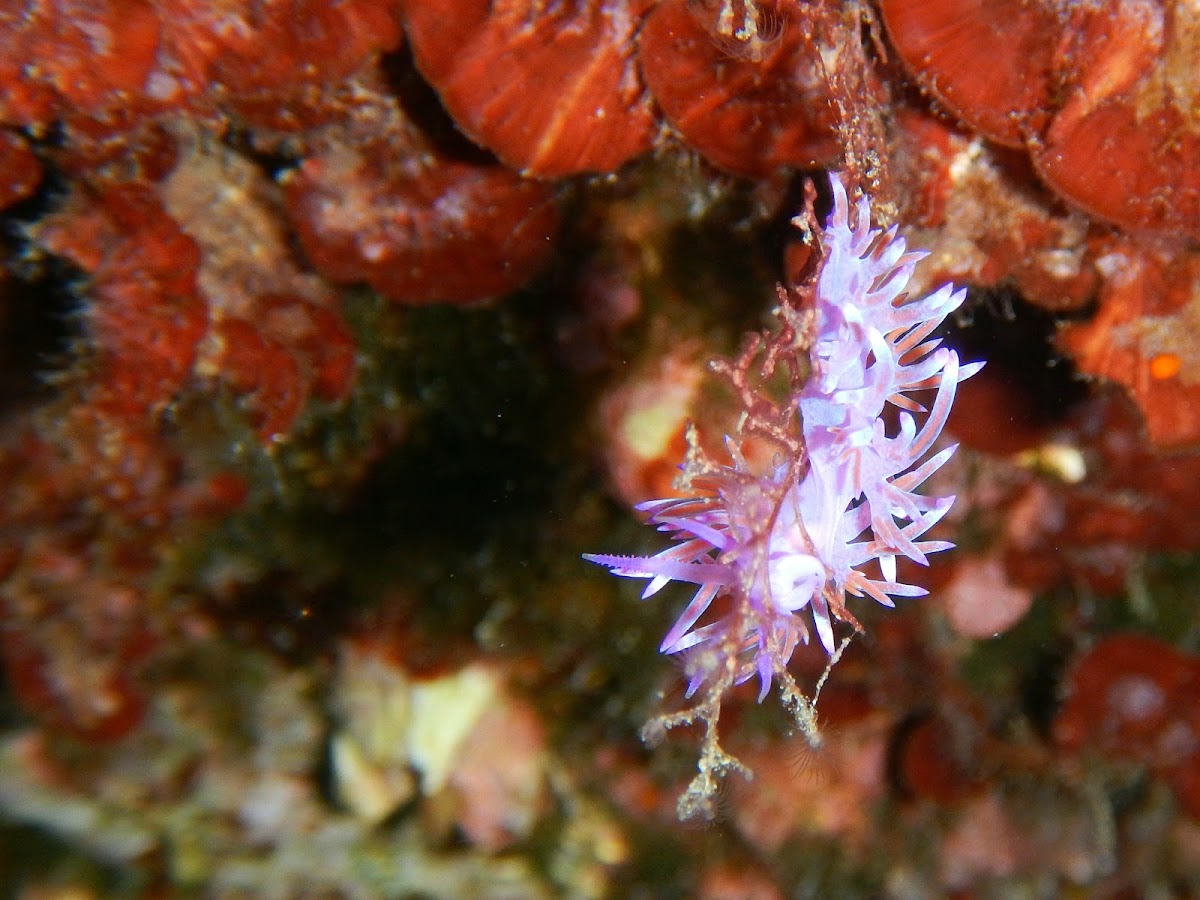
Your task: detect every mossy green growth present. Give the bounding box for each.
[167,286,613,657]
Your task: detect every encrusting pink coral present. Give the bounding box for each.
[586,174,980,815]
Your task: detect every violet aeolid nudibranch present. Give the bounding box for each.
[586,173,982,707]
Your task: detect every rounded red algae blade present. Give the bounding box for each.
[284,140,560,305]
[1030,0,1200,237]
[638,0,840,177]
[880,0,1058,148]
[1055,634,1199,763]
[399,0,657,177]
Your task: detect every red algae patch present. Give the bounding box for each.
[1059,242,1200,449]
[35,184,206,421]
[0,130,43,211]
[0,0,161,126]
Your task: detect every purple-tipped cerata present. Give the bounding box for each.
[586,173,982,702]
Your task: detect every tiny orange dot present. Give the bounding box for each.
[1149,353,1182,380]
